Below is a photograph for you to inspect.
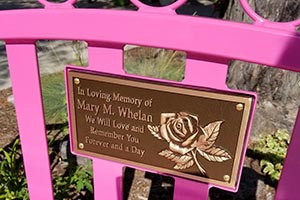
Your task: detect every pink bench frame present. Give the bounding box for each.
[0,0,299,199]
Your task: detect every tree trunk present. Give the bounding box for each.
[224,0,300,138]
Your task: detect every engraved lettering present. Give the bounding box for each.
[110,143,123,151]
[103,104,114,115]
[131,146,145,158]
[77,99,100,116]
[118,106,153,122]
[113,93,143,108]
[96,117,111,127]
[69,71,254,188]
[113,120,130,130]
[144,99,153,107]
[126,134,139,143]
[85,114,95,124]
[86,88,112,102]
[90,127,124,140]
[77,86,85,95]
[85,136,109,148]
[131,125,144,133]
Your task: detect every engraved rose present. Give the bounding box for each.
[160,112,200,155]
[148,112,232,175]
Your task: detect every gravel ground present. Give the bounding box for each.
[0,88,18,148]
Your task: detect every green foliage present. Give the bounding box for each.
[124,48,185,82]
[71,166,93,193]
[70,41,88,67]
[112,0,130,6]
[53,164,93,199]
[254,130,290,184]
[41,72,67,124]
[0,136,93,199]
[0,139,29,200]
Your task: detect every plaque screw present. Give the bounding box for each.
[236,103,244,111]
[74,78,80,85]
[223,175,230,182]
[79,143,84,149]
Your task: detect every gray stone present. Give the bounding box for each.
[76,155,91,167]
[128,171,152,200]
[6,95,14,105]
[59,139,68,160]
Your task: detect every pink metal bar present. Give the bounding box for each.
[275,108,300,200]
[239,0,264,23]
[184,58,258,193]
[88,45,125,75]
[87,45,125,199]
[93,159,123,200]
[184,57,228,89]
[6,44,54,200]
[131,0,187,14]
[173,177,210,200]
[37,0,75,9]
[240,0,300,29]
[0,9,300,71]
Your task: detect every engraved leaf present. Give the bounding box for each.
[159,150,193,164]
[148,125,163,140]
[201,121,223,148]
[174,159,194,170]
[197,146,232,162]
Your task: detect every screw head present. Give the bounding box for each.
[223,175,230,182]
[74,78,80,85]
[79,143,84,149]
[236,103,244,111]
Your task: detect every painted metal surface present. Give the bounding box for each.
[0,0,299,199]
[0,9,300,71]
[6,44,54,199]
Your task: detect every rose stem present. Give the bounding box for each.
[191,150,206,175]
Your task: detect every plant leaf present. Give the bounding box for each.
[85,181,94,193]
[174,159,194,170]
[197,146,232,162]
[201,121,223,148]
[2,150,12,168]
[159,149,192,164]
[76,181,84,191]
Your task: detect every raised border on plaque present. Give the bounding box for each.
[66,67,255,190]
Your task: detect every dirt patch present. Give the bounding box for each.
[0,88,18,148]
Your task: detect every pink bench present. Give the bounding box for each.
[0,0,299,199]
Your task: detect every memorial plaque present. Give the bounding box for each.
[66,69,255,189]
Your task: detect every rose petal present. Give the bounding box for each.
[173,122,185,138]
[160,124,171,142]
[167,123,182,142]
[182,131,199,147]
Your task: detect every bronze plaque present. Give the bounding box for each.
[67,69,255,189]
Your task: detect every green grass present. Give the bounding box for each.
[124,47,185,82]
[41,72,67,124]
